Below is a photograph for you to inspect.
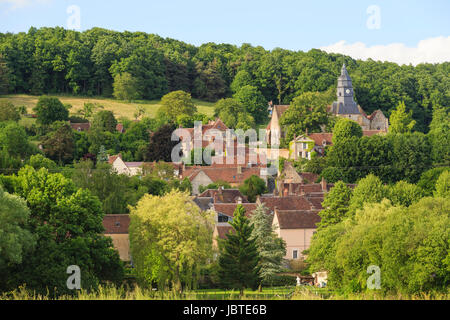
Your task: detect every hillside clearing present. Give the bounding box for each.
[0,94,216,120]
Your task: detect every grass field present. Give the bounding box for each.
[2,285,448,300]
[0,94,216,120]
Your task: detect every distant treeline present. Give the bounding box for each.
[0,27,449,131]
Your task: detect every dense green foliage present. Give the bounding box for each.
[0,166,124,295]
[318,181,352,228]
[129,191,214,291]
[1,27,448,131]
[33,96,69,125]
[332,118,363,144]
[308,197,449,294]
[0,100,20,122]
[0,186,36,290]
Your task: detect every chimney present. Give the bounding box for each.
[321,177,327,192]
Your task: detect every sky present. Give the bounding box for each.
[0,0,449,65]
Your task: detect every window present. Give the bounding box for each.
[293,250,298,260]
[218,214,229,223]
[302,143,308,150]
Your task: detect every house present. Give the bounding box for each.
[198,188,248,204]
[211,203,258,248]
[69,121,125,133]
[266,104,290,145]
[103,214,130,262]
[108,155,145,176]
[108,154,182,177]
[272,208,321,260]
[69,121,91,132]
[267,64,389,143]
[183,166,267,195]
[179,118,229,157]
[290,130,385,160]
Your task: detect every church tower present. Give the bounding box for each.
[331,64,360,114]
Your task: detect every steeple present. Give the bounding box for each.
[334,63,359,114]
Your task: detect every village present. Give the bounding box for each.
[98,65,389,288]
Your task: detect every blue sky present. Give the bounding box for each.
[1,0,449,64]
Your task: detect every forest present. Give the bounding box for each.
[0,26,449,132]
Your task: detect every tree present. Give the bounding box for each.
[193,60,226,101]
[389,101,416,134]
[41,121,75,164]
[72,160,131,214]
[198,180,232,194]
[76,102,103,120]
[249,203,286,286]
[230,70,254,93]
[388,132,432,183]
[428,106,450,164]
[388,181,424,207]
[349,174,388,214]
[434,170,450,198]
[0,100,20,122]
[418,167,450,196]
[134,106,146,120]
[0,53,9,94]
[113,72,141,101]
[146,124,178,162]
[157,90,197,123]
[7,166,124,295]
[27,154,57,170]
[129,190,214,291]
[218,205,260,294]
[239,175,267,202]
[332,118,363,144]
[280,91,332,143]
[308,197,450,294]
[0,186,36,290]
[0,122,33,158]
[318,181,353,229]
[33,96,69,125]
[233,85,267,124]
[213,98,255,130]
[91,110,118,133]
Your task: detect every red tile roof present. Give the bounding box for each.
[108,154,122,165]
[362,130,384,137]
[198,189,248,203]
[274,105,290,119]
[259,196,313,212]
[183,166,263,185]
[215,225,235,240]
[213,203,258,217]
[274,209,321,229]
[70,122,91,131]
[116,123,124,133]
[103,214,130,234]
[308,133,333,146]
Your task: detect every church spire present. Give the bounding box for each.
[334,63,359,114]
[339,63,351,80]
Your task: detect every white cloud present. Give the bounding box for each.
[0,0,51,11]
[320,36,450,66]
